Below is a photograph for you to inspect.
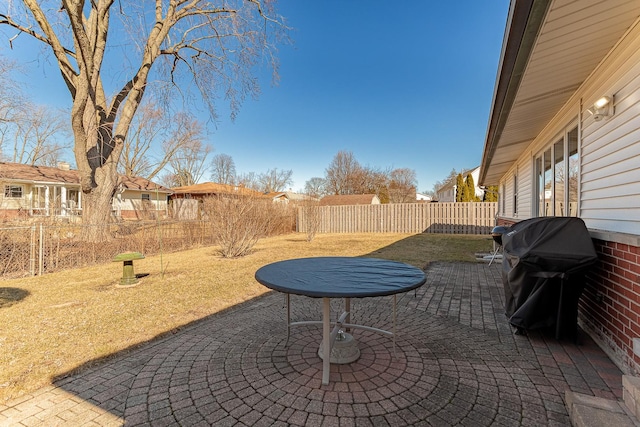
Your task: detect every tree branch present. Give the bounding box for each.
[0,8,78,94]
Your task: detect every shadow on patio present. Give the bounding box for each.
[0,235,623,426]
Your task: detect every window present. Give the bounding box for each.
[67,189,80,211]
[534,124,579,217]
[4,185,23,198]
[501,183,506,215]
[141,193,150,201]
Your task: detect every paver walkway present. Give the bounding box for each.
[0,262,623,426]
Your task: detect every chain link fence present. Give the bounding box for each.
[0,221,214,279]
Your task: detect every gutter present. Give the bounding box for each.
[479,0,552,185]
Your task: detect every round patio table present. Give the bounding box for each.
[255,256,426,385]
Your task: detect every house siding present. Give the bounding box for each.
[113,189,168,220]
[494,17,640,374]
[0,182,30,216]
[1,180,82,219]
[1,163,170,222]
[580,43,640,235]
[516,155,533,218]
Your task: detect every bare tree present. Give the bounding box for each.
[257,168,293,193]
[118,102,164,178]
[10,104,70,166]
[388,168,417,203]
[166,138,212,187]
[1,1,287,240]
[324,151,395,200]
[0,58,25,158]
[119,107,206,183]
[432,168,459,196]
[157,171,180,189]
[304,177,326,198]
[325,150,364,195]
[1,58,71,165]
[236,171,259,190]
[359,166,390,201]
[210,153,236,184]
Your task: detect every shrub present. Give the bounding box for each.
[201,195,293,258]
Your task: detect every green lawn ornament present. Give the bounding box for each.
[113,252,145,286]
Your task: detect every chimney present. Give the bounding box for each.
[57,162,70,171]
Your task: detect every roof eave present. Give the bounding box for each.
[479,0,552,186]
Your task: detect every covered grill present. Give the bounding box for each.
[491,226,509,246]
[488,226,509,266]
[501,217,598,340]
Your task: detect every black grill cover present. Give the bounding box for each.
[501,217,598,338]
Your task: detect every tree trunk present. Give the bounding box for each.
[71,81,123,242]
[79,163,119,242]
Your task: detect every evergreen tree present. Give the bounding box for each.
[465,173,479,202]
[483,185,499,202]
[455,174,464,202]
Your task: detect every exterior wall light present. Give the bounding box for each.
[587,96,613,121]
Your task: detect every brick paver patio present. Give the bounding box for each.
[0,262,623,426]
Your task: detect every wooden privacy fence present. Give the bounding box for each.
[297,202,498,234]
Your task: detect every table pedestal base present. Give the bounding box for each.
[318,332,360,364]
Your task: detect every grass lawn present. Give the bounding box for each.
[0,232,492,403]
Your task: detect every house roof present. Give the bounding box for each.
[117,175,172,193]
[479,0,640,185]
[285,191,314,201]
[319,194,379,206]
[0,162,171,193]
[264,191,316,202]
[171,182,263,197]
[0,162,79,185]
[264,191,287,200]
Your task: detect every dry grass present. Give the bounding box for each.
[0,232,492,403]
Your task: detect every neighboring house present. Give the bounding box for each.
[264,191,316,204]
[319,194,381,206]
[435,181,456,203]
[113,175,173,220]
[415,193,432,202]
[480,0,640,374]
[266,192,289,204]
[170,182,263,199]
[169,182,265,220]
[0,162,171,221]
[435,166,483,202]
[0,162,80,220]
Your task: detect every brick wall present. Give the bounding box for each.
[581,240,640,374]
[0,209,29,221]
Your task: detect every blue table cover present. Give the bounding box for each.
[255,257,426,298]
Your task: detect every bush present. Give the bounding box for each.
[201,195,293,258]
[300,199,321,242]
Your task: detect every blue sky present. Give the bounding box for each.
[2,1,510,193]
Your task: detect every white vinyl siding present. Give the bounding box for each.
[516,155,532,218]
[113,190,168,212]
[580,36,640,235]
[496,19,640,236]
[499,155,533,220]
